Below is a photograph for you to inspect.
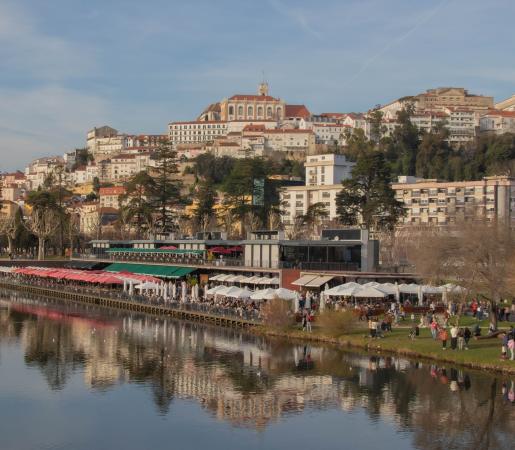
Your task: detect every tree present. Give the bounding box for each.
[25,208,60,260]
[192,180,216,231]
[409,221,515,330]
[299,202,329,237]
[151,143,182,234]
[368,108,385,143]
[415,124,452,179]
[0,208,19,255]
[383,105,420,177]
[221,158,267,236]
[336,150,404,232]
[120,171,155,239]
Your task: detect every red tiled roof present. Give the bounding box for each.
[99,186,126,196]
[243,124,266,132]
[484,109,515,118]
[285,104,311,119]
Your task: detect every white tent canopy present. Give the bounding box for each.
[251,288,277,300]
[272,288,298,300]
[353,286,387,298]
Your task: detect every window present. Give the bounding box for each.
[248,106,253,116]
[296,194,304,199]
[238,106,244,116]
[228,106,234,115]
[322,192,330,198]
[257,106,263,116]
[267,107,273,118]
[276,107,282,118]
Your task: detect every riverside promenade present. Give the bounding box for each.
[0,279,259,329]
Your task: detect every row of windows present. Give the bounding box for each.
[228,105,282,117]
[172,124,226,130]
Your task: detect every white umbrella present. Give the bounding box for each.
[172,283,176,300]
[272,288,297,300]
[123,279,127,292]
[399,283,420,294]
[226,287,253,299]
[250,288,277,300]
[395,282,400,303]
[206,285,225,295]
[353,286,387,298]
[181,281,187,303]
[128,280,134,296]
[324,284,363,297]
[417,284,423,306]
[136,281,159,291]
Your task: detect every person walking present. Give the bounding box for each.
[457,328,465,350]
[306,310,313,333]
[450,325,459,350]
[464,327,471,350]
[430,319,439,340]
[439,327,449,350]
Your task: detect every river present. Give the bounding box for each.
[0,289,513,450]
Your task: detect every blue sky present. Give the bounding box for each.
[1,0,514,170]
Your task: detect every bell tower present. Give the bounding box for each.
[258,72,269,96]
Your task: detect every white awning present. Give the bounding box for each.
[305,275,334,288]
[291,275,319,286]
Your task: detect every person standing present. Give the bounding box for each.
[450,325,459,350]
[457,328,465,351]
[464,327,471,350]
[439,327,449,350]
[430,319,439,340]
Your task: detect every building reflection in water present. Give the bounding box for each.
[0,291,514,448]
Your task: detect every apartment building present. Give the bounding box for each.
[480,110,515,135]
[99,186,126,210]
[312,124,349,146]
[280,154,355,225]
[87,126,126,160]
[392,175,515,226]
[264,129,315,158]
[168,121,228,145]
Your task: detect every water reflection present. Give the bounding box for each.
[0,290,513,449]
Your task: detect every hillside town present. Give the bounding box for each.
[1,84,514,256]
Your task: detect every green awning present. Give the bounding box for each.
[104,263,196,279]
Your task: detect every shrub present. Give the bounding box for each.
[261,297,294,330]
[316,310,359,336]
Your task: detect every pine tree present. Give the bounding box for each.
[151,143,182,234]
[336,150,404,232]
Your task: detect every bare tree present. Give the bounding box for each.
[285,215,306,240]
[0,214,18,255]
[409,220,515,329]
[25,209,60,260]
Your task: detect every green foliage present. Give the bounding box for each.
[151,143,182,233]
[336,150,404,231]
[194,153,236,184]
[120,171,156,237]
[192,180,216,227]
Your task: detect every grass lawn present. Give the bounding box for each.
[278,323,515,373]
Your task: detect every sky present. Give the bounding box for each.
[0,0,514,171]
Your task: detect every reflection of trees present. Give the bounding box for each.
[1,294,514,444]
[24,319,86,390]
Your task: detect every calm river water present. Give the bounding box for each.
[0,290,513,450]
